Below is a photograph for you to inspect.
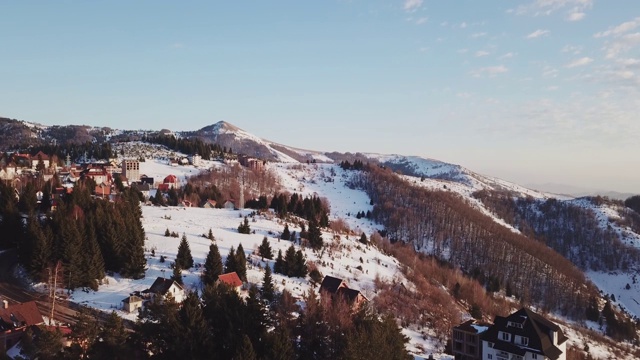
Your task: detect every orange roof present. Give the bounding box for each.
[218,272,243,288]
[163,174,178,183]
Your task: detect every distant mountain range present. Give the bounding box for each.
[1,116,636,198]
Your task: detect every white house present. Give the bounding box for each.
[142,277,185,303]
[481,308,567,360]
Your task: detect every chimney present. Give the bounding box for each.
[2,299,8,309]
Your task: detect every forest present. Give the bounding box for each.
[347,164,598,319]
[0,179,146,289]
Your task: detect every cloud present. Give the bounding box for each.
[457,48,469,54]
[561,45,582,54]
[415,17,428,25]
[170,43,184,49]
[403,0,423,12]
[471,32,487,38]
[471,65,509,77]
[595,17,640,38]
[498,52,516,60]
[475,50,490,57]
[460,22,468,29]
[566,57,594,68]
[513,0,593,17]
[547,86,560,91]
[567,11,586,21]
[526,29,550,39]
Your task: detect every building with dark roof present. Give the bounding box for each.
[480,308,567,360]
[142,277,185,303]
[319,275,368,309]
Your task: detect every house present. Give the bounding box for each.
[121,295,144,313]
[94,184,111,198]
[319,275,368,309]
[0,300,45,350]
[217,272,243,293]
[223,200,236,210]
[452,319,488,360]
[163,174,180,189]
[480,308,567,360]
[142,277,185,303]
[132,182,151,200]
[139,175,154,186]
[202,199,217,209]
[30,151,50,170]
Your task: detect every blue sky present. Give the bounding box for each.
[1,1,639,193]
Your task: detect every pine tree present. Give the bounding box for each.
[274,250,284,274]
[294,250,308,278]
[208,228,214,241]
[172,263,184,285]
[165,228,171,237]
[202,243,224,287]
[176,234,194,269]
[284,246,296,277]
[225,246,238,274]
[307,219,323,250]
[281,224,291,240]
[82,218,105,290]
[235,244,248,282]
[258,236,273,260]
[238,216,251,234]
[262,265,275,302]
[233,334,257,360]
[265,326,295,360]
[359,232,368,245]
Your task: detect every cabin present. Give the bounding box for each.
[223,200,236,210]
[319,275,368,309]
[217,272,243,293]
[121,295,144,313]
[202,199,218,209]
[142,277,185,303]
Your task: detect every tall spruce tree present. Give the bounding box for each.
[258,237,273,260]
[261,265,275,302]
[176,234,194,269]
[281,224,291,241]
[284,246,296,277]
[235,244,247,282]
[202,243,224,287]
[274,250,284,275]
[225,246,238,274]
[172,263,184,285]
[294,250,308,278]
[307,219,323,250]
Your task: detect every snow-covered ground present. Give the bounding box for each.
[63,157,639,359]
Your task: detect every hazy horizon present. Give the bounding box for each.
[1,1,638,193]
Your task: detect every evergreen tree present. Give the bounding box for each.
[274,250,284,275]
[284,246,296,276]
[281,224,291,240]
[258,236,273,259]
[294,250,308,278]
[172,263,184,285]
[82,217,105,290]
[264,326,295,360]
[176,291,211,360]
[307,219,323,250]
[176,234,194,269]
[262,265,275,302]
[235,244,248,282]
[165,228,171,237]
[359,232,368,245]
[233,334,257,360]
[238,216,251,234]
[225,246,238,274]
[202,243,224,287]
[208,228,214,241]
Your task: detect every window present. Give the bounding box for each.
[499,331,511,342]
[507,321,523,329]
[454,330,464,340]
[532,354,538,359]
[515,335,529,346]
[487,355,493,359]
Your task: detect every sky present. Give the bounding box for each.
[1,1,639,193]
